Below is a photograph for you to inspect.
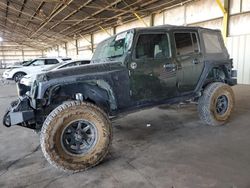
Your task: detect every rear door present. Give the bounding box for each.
[173,31,204,92]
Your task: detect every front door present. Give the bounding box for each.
[129,32,177,103]
[173,31,204,92]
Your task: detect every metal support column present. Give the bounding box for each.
[150,13,155,27]
[76,39,79,56]
[90,34,94,53]
[21,48,24,61]
[216,0,229,40]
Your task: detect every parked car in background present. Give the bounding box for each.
[20,59,90,87]
[2,57,71,82]
[5,60,33,69]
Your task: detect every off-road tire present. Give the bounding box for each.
[198,82,235,126]
[40,101,112,172]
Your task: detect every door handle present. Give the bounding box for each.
[193,59,199,64]
[163,64,176,71]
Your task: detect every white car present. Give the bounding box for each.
[3,57,71,82]
[20,59,90,87]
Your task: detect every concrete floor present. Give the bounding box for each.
[0,70,250,188]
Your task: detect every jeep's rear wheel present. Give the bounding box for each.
[40,101,112,172]
[198,82,235,126]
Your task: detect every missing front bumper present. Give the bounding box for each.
[3,97,35,128]
[9,110,34,125]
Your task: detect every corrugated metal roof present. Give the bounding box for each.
[0,0,194,50]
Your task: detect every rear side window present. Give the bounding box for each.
[31,59,45,66]
[80,60,90,65]
[203,32,223,53]
[174,32,199,56]
[46,59,59,65]
[62,58,72,61]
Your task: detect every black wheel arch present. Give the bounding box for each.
[43,81,117,114]
[195,60,235,94]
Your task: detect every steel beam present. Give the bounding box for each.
[216,0,229,39]
[76,39,79,55]
[99,26,112,36]
[90,34,94,53]
[29,0,74,39]
[123,0,148,27]
[65,0,143,36]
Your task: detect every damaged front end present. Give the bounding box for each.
[3,93,35,129]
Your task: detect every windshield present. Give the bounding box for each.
[22,60,33,66]
[92,30,134,63]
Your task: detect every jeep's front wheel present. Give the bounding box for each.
[198,82,235,126]
[40,101,112,172]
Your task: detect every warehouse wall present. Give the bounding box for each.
[45,0,250,84]
[0,42,43,68]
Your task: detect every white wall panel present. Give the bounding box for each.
[189,19,222,30]
[78,50,93,60]
[164,6,185,25]
[229,13,250,36]
[242,0,250,12]
[227,35,250,84]
[94,29,113,45]
[78,35,91,47]
[186,0,222,24]
[58,44,66,57]
[154,12,164,26]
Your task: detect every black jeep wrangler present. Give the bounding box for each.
[3,25,237,172]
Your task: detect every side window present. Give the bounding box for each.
[203,32,223,53]
[174,32,199,56]
[135,33,170,59]
[46,59,59,65]
[32,59,45,66]
[80,61,90,65]
[60,62,76,68]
